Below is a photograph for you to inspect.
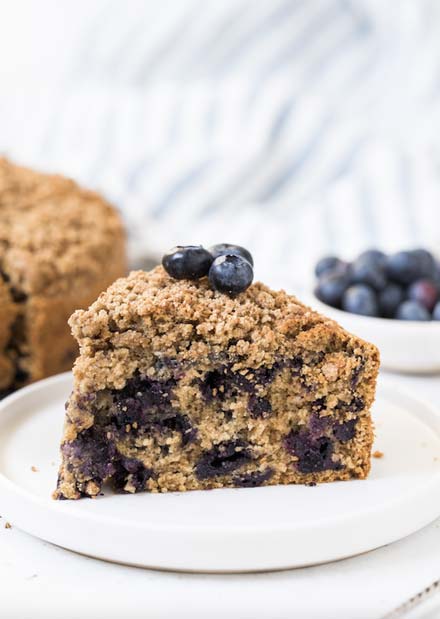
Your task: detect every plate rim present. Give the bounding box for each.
[0,372,440,571]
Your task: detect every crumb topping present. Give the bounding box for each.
[69,266,378,392]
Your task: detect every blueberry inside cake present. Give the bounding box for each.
[54,254,379,499]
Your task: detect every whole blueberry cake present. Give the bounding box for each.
[0,158,126,395]
[55,245,379,499]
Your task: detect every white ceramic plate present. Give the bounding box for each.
[303,293,440,374]
[0,373,439,573]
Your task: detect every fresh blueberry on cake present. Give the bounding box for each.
[208,254,254,295]
[0,158,126,394]
[54,244,379,499]
[209,243,254,266]
[162,246,213,280]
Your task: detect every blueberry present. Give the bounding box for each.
[61,428,117,482]
[234,468,274,488]
[378,283,404,318]
[433,302,440,320]
[350,257,387,291]
[386,251,422,284]
[209,243,253,266]
[200,366,253,402]
[357,249,387,267]
[284,430,338,473]
[314,256,345,278]
[333,419,358,442]
[11,287,27,303]
[314,272,348,307]
[407,279,438,312]
[14,367,30,384]
[113,458,153,493]
[432,261,440,291]
[209,255,253,296]
[411,249,436,278]
[342,284,379,317]
[162,246,213,280]
[248,395,272,419]
[395,300,431,321]
[195,440,252,480]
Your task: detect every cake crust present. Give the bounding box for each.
[56,267,380,499]
[0,158,127,392]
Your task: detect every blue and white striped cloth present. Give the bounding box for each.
[1,0,440,290]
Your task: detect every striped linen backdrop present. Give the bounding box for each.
[1,0,440,291]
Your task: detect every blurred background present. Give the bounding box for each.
[1,0,440,290]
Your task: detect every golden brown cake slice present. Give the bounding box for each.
[54,267,379,499]
[0,158,127,394]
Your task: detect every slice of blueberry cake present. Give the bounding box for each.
[54,246,379,499]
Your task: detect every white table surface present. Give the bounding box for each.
[1,371,439,619]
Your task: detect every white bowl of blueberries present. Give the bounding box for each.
[309,248,440,373]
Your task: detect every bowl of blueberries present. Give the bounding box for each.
[310,248,440,373]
